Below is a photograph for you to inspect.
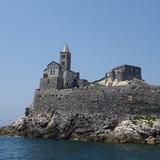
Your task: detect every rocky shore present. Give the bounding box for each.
[1,113,160,144]
[0,79,160,144]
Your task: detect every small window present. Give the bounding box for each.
[53,70,55,75]
[43,74,48,78]
[47,79,49,83]
[61,62,65,65]
[50,70,52,75]
[61,55,65,59]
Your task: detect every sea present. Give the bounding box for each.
[0,136,160,160]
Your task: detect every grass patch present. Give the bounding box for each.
[133,115,156,127]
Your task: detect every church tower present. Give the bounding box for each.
[60,44,71,70]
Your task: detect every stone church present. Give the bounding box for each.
[40,44,88,90]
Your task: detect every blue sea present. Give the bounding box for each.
[0,136,160,160]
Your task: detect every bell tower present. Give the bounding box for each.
[60,44,71,70]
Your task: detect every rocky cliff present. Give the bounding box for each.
[1,78,160,144]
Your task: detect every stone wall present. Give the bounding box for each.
[63,70,79,88]
[33,80,160,119]
[40,77,63,90]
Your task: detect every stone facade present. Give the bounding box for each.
[39,44,88,90]
[106,65,142,81]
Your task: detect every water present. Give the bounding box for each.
[0,136,160,160]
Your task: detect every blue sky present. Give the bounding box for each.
[0,0,160,126]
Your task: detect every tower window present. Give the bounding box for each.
[47,79,50,83]
[50,70,52,75]
[61,55,65,59]
[53,70,55,75]
[61,62,65,65]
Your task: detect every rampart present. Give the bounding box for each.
[33,79,160,118]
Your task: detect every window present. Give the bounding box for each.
[53,70,55,75]
[50,70,55,76]
[61,62,65,65]
[47,79,49,83]
[43,74,48,78]
[61,55,65,59]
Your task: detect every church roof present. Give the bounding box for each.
[43,61,61,71]
[47,61,60,67]
[62,44,70,52]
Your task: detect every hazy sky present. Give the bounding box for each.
[0,0,160,126]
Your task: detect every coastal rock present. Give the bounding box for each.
[106,120,142,143]
[145,136,156,144]
[1,112,160,144]
[153,121,160,135]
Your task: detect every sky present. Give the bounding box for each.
[0,0,160,126]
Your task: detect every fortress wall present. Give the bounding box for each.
[33,84,160,117]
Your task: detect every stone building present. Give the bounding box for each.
[96,64,142,86]
[106,65,142,81]
[40,44,88,90]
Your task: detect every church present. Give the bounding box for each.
[39,44,88,90]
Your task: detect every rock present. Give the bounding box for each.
[0,126,23,136]
[155,135,160,144]
[153,121,160,135]
[1,113,160,145]
[109,120,142,143]
[145,136,156,144]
